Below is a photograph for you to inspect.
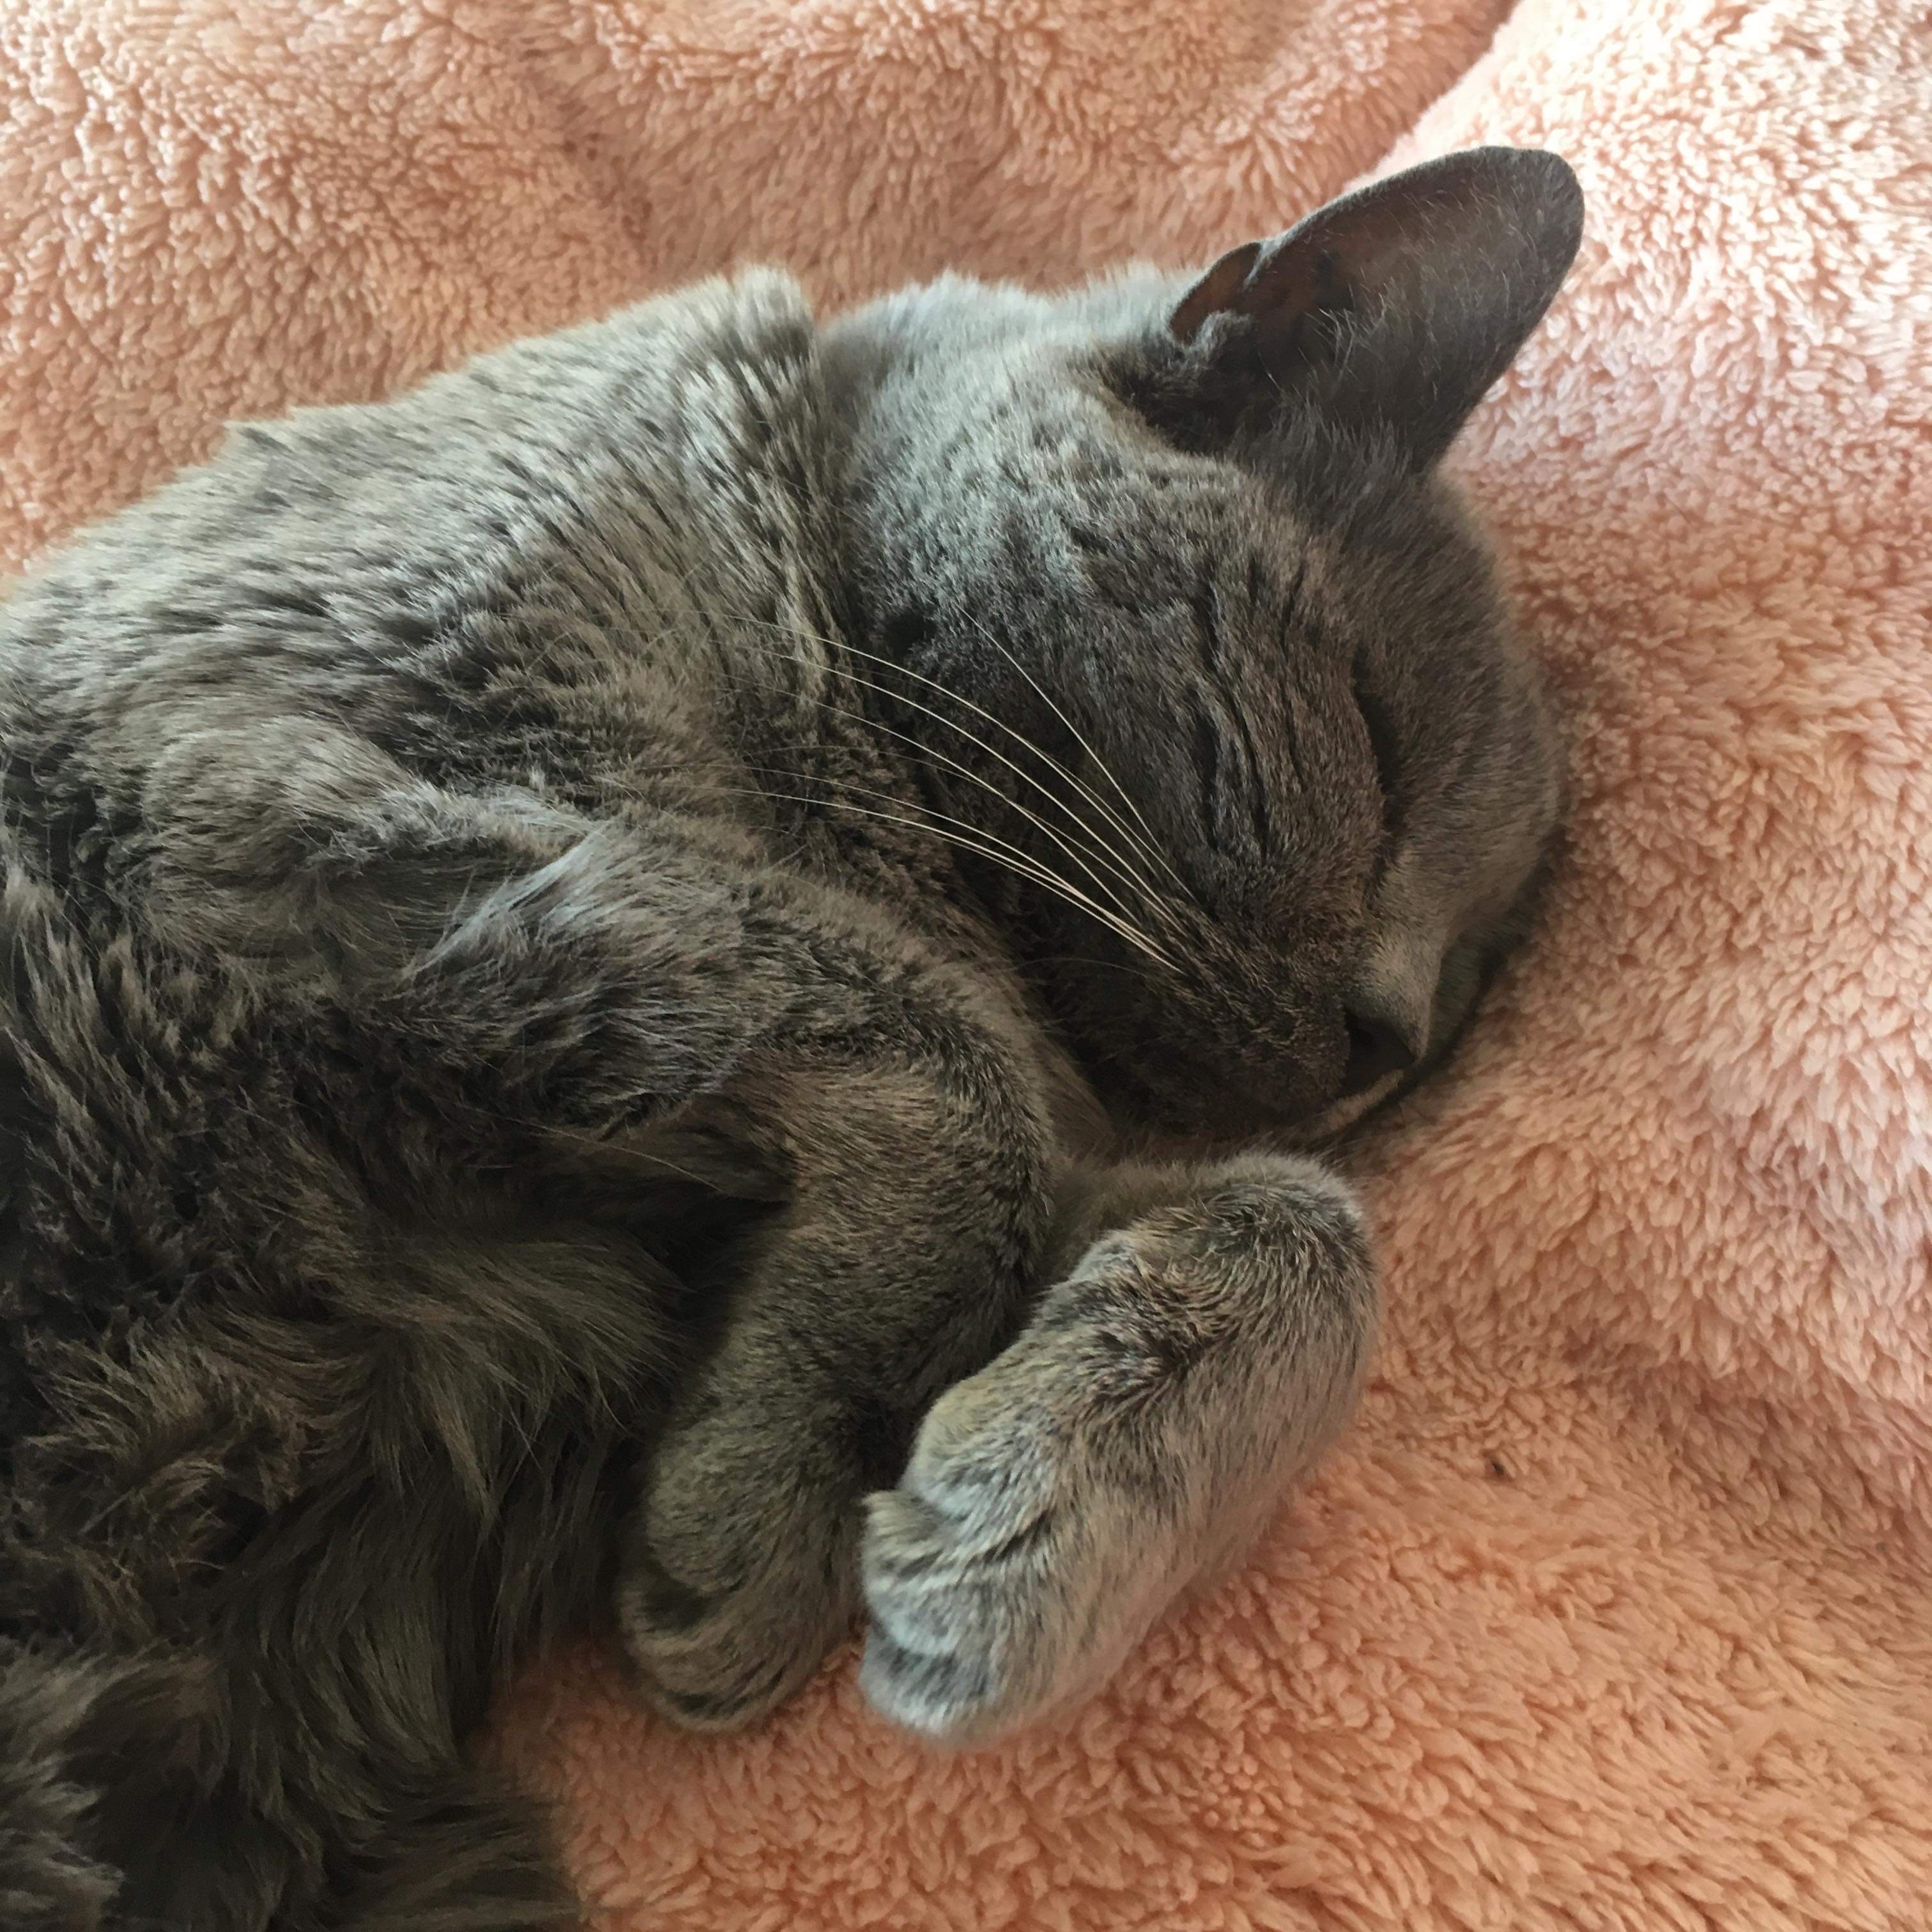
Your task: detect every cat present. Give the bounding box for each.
[0,146,1581,1930]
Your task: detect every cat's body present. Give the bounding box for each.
[0,150,1581,1930]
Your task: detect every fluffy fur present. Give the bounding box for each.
[4,3,1928,1928]
[0,151,1578,1927]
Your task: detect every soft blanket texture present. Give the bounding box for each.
[4,0,1928,1926]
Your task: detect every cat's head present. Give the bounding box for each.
[827,148,1583,1142]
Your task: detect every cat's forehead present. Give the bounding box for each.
[842,264,1524,689]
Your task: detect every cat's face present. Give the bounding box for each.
[831,148,1583,1142]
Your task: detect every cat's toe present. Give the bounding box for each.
[616,1544,838,1730]
[858,1483,1043,1742]
[615,1426,859,1731]
[858,1375,1170,1746]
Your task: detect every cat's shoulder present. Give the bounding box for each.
[215,265,823,476]
[0,267,829,668]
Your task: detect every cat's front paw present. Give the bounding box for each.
[859,1157,1377,1746]
[616,1408,861,1731]
[857,1341,1183,1745]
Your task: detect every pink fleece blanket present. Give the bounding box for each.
[6,1,1928,1925]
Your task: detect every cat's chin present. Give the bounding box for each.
[1275,1078,1405,1149]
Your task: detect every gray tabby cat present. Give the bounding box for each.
[0,147,1581,1929]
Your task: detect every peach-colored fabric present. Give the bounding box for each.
[5,0,1928,1925]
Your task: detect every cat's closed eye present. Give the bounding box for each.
[1352,667,1406,855]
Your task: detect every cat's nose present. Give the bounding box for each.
[1339,1002,1423,1098]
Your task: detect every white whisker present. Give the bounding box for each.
[713,645,1179,939]
[717,621,1191,939]
[712,782,1176,970]
[617,588,1194,957]
[794,624,1189,904]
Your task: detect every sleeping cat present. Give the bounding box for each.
[0,147,1581,1929]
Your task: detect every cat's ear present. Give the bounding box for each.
[1163,147,1583,469]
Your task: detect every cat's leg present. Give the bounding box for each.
[288,804,1058,1731]
[0,1542,576,1932]
[614,1033,1055,1728]
[858,1152,1377,1744]
[2,802,1050,1924]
